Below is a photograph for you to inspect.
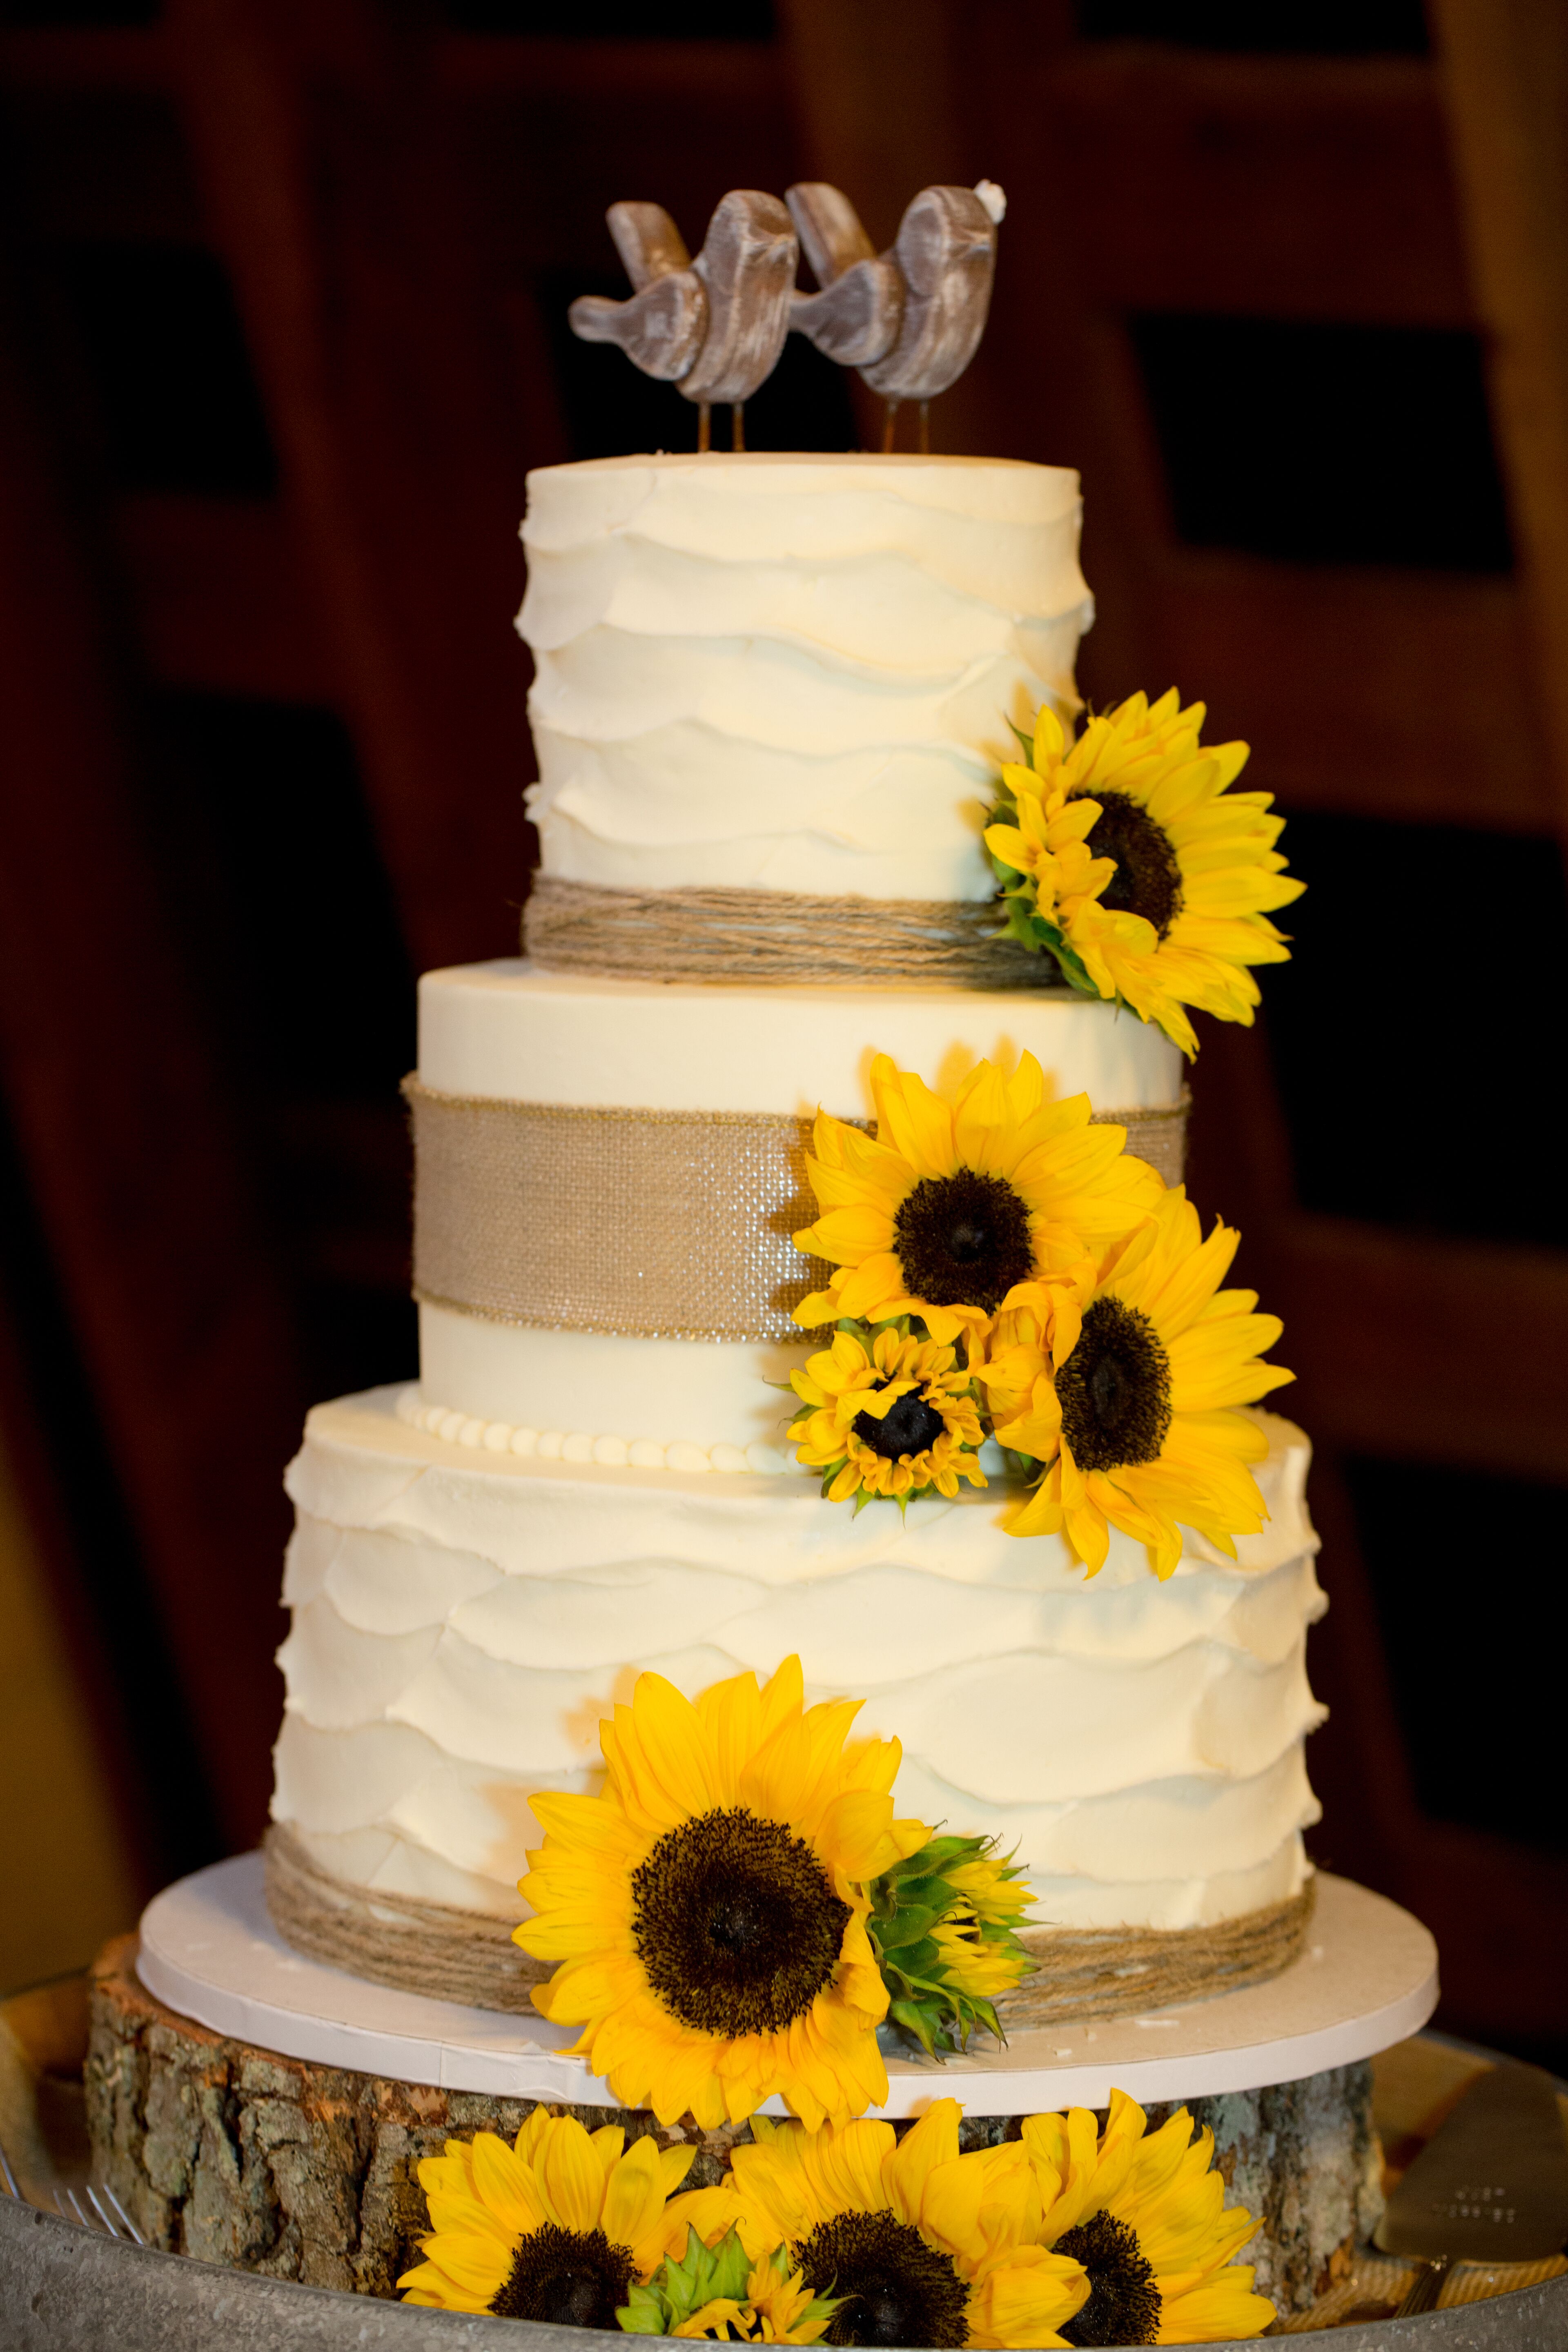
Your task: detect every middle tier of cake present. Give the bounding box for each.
[408,958,1185,1454]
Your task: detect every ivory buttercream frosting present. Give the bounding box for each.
[521,454,1093,902]
[276,1391,1322,1930]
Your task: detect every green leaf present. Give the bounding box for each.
[869,1830,1035,2061]
[630,2226,757,2336]
[617,2286,674,2334]
[889,1996,938,2056]
[869,1903,940,1952]
[704,2232,754,2306]
[889,1937,942,1979]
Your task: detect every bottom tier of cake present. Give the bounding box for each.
[271,1386,1326,1939]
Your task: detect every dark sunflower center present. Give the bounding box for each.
[631,1806,849,2036]
[892,1168,1034,1313]
[1073,788,1183,940]
[1057,2210,1161,2347]
[853,1390,947,1461]
[1056,1295,1172,1474]
[489,2221,635,2330]
[797,2210,969,2349]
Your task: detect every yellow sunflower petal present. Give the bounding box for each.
[536,2114,610,2234]
[882,2098,962,2226]
[870,1055,958,1177]
[599,2132,670,2254]
[471,2132,550,2238]
[1154,2267,1274,2341]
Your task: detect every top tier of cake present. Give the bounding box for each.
[521,453,1092,903]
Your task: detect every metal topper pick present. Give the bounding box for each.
[569,180,1004,453]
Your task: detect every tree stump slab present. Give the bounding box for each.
[86,1935,1382,2316]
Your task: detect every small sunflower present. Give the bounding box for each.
[985,693,1304,1057]
[727,2100,1091,2350]
[1024,2091,1275,2344]
[928,1851,1036,2002]
[793,1052,1162,1347]
[969,1285,1077,1466]
[981,751,1120,1000]
[515,1657,931,2131]
[869,1832,1035,2057]
[622,2207,841,2342]
[788,1322,987,1508]
[981,1185,1293,1579]
[397,2108,695,2321]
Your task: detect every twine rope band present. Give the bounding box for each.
[524,876,1072,991]
[1002,1882,1316,2030]
[265,1824,1312,2026]
[406,1079,1189,1345]
[264,1826,548,2014]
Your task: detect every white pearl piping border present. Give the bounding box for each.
[394,1385,795,1477]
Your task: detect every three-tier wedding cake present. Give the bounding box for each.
[267,451,1324,2000]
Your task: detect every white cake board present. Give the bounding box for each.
[137,1857,1436,2119]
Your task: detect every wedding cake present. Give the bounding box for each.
[268,450,1324,1994]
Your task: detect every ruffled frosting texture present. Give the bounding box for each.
[272,1390,1325,1933]
[519,455,1094,902]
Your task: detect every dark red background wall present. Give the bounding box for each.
[3,0,1567,2070]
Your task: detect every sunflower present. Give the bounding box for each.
[788,1323,987,1508]
[928,1848,1036,2002]
[981,751,1120,1000]
[985,693,1304,1057]
[727,2100,1090,2349]
[869,1832,1035,2057]
[671,2258,837,2343]
[622,2197,841,2342]
[1023,2091,1275,2344]
[969,1285,1077,1464]
[514,1657,931,2130]
[397,2107,695,2321]
[793,1052,1162,1347]
[982,1185,1293,1579]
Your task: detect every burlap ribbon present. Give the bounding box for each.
[406,1079,1189,1343]
[524,877,1070,991]
[406,1079,833,1343]
[265,1824,1313,2028]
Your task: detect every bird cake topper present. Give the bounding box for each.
[790,180,1005,449]
[569,179,1005,453]
[569,190,798,452]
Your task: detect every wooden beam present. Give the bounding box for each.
[1430,0,1568,866]
[0,252,303,1849]
[163,0,533,974]
[114,496,331,702]
[437,33,780,108]
[0,27,169,94]
[1262,1213,1568,1484]
[1190,1022,1568,1482]
[1041,49,1472,329]
[0,83,198,247]
[1146,555,1551,832]
[436,40,797,288]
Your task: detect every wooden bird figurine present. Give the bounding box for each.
[568,191,798,450]
[787,180,1005,450]
[568,201,708,384]
[785,182,905,368]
